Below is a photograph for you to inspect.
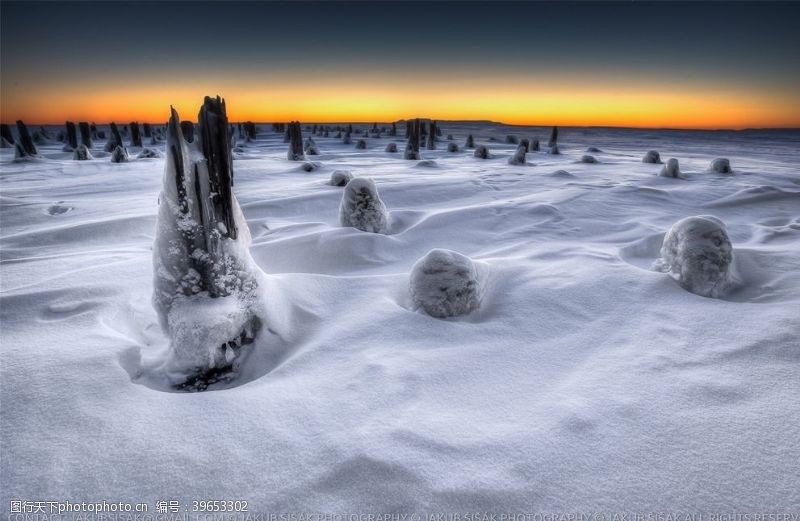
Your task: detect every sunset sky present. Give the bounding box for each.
[2,1,799,129]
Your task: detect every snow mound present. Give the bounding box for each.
[580,155,598,164]
[447,142,459,152]
[643,150,662,164]
[658,215,733,298]
[355,139,367,150]
[710,157,733,173]
[301,161,321,172]
[73,144,94,160]
[587,146,602,153]
[409,248,482,318]
[659,158,681,178]
[329,170,353,186]
[339,177,389,234]
[385,142,398,153]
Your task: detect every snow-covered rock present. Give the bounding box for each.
[329,170,353,186]
[73,144,94,160]
[659,158,681,178]
[643,150,662,164]
[409,249,482,318]
[710,157,732,173]
[658,215,733,298]
[339,177,388,234]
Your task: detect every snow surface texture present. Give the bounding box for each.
[2,123,800,511]
[410,248,482,318]
[338,177,389,233]
[658,215,733,298]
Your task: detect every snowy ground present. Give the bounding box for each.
[1,123,799,511]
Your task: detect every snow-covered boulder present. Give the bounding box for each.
[643,150,662,164]
[659,158,681,178]
[410,249,482,318]
[659,215,733,298]
[137,147,161,159]
[339,177,389,234]
[508,144,527,165]
[580,155,597,163]
[710,158,732,173]
[73,144,94,160]
[110,145,129,163]
[385,142,398,153]
[153,96,262,390]
[447,142,459,152]
[474,145,490,159]
[329,170,353,186]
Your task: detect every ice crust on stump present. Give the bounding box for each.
[410,249,482,318]
[64,121,78,151]
[104,123,124,152]
[659,158,681,178]
[474,145,490,159]
[304,137,319,155]
[0,124,14,147]
[79,122,93,148]
[659,215,733,298]
[339,177,389,234]
[710,158,732,173]
[15,120,38,157]
[153,96,262,391]
[404,119,421,160]
[287,122,305,161]
[447,142,459,152]
[130,122,142,147]
[385,142,398,153]
[643,150,662,164]
[465,134,474,148]
[508,144,527,165]
[111,145,129,163]
[330,170,353,186]
[73,144,94,160]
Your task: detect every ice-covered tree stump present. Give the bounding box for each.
[508,144,527,165]
[530,139,540,151]
[659,158,681,178]
[427,121,437,150]
[143,123,152,138]
[0,124,14,147]
[548,126,558,148]
[304,136,319,155]
[658,215,733,298]
[389,122,397,136]
[15,120,38,157]
[465,134,474,148]
[643,150,662,164]
[110,145,129,163]
[104,123,124,152]
[474,145,490,159]
[404,119,421,160]
[287,121,305,161]
[64,121,78,151]
[79,122,93,148]
[330,170,353,186]
[130,122,143,147]
[580,155,598,163]
[355,139,367,149]
[153,96,262,391]
[385,142,398,153]
[506,135,518,144]
[73,144,94,160]
[410,249,482,318]
[710,158,732,173]
[339,178,389,234]
[447,142,459,152]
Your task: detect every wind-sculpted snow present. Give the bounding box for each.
[657,215,733,298]
[2,123,800,511]
[409,248,482,318]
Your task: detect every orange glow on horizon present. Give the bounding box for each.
[2,73,799,129]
